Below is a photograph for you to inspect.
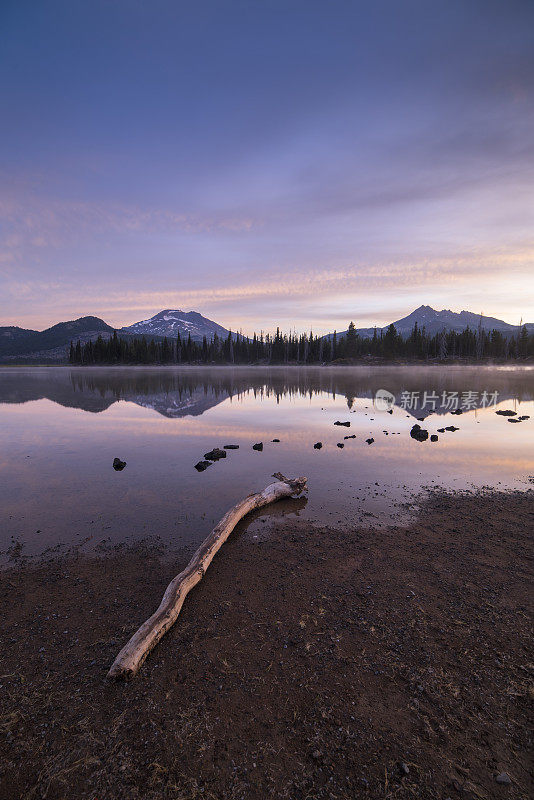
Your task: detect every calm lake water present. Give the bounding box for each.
[1,365,533,561]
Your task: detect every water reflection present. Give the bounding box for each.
[1,365,533,418]
[0,366,532,562]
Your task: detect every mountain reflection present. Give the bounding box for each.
[0,366,532,418]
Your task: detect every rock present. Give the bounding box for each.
[194,461,211,472]
[410,424,429,442]
[437,428,445,433]
[495,772,511,786]
[387,409,393,414]
[430,434,438,442]
[334,421,350,427]
[337,442,344,448]
[313,442,323,449]
[272,438,280,442]
[451,409,463,415]
[112,458,126,471]
[507,418,521,423]
[366,438,374,445]
[223,444,239,449]
[252,442,263,451]
[344,434,356,439]
[496,409,516,416]
[518,415,530,421]
[204,448,227,461]
[445,425,459,432]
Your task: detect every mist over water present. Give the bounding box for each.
[1,366,533,561]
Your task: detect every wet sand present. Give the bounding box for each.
[0,489,532,799]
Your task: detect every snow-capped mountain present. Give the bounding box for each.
[327,305,533,339]
[120,310,234,342]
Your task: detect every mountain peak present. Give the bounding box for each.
[327,305,533,340]
[120,309,235,342]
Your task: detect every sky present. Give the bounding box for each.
[1,0,533,334]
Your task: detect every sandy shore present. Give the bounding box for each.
[0,489,532,799]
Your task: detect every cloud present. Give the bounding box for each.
[4,240,532,332]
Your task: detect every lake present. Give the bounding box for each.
[1,365,533,562]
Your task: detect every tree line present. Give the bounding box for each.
[69,322,533,365]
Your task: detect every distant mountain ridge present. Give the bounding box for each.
[119,309,234,342]
[0,317,114,362]
[1,305,532,363]
[326,305,534,339]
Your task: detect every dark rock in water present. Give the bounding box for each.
[496,409,516,416]
[204,448,227,461]
[495,773,511,786]
[387,409,393,414]
[437,428,445,433]
[417,417,425,421]
[445,425,459,432]
[344,434,356,439]
[518,415,530,421]
[366,438,374,445]
[430,434,438,442]
[252,442,263,451]
[451,409,463,415]
[337,442,344,448]
[223,444,239,449]
[410,424,428,442]
[194,460,211,472]
[313,442,323,449]
[334,421,350,427]
[507,418,521,423]
[113,458,126,471]
[272,438,280,442]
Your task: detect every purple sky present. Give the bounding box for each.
[1,0,533,334]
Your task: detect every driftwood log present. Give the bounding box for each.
[107,473,307,679]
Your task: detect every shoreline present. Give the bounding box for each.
[1,359,534,369]
[1,488,532,799]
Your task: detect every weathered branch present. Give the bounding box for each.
[107,474,308,679]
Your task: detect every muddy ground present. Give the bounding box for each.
[0,489,532,800]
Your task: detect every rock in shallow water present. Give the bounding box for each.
[112,458,126,471]
[252,442,263,451]
[194,460,211,472]
[410,424,428,442]
[313,442,322,449]
[204,448,226,461]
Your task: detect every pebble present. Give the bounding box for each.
[495,772,511,785]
